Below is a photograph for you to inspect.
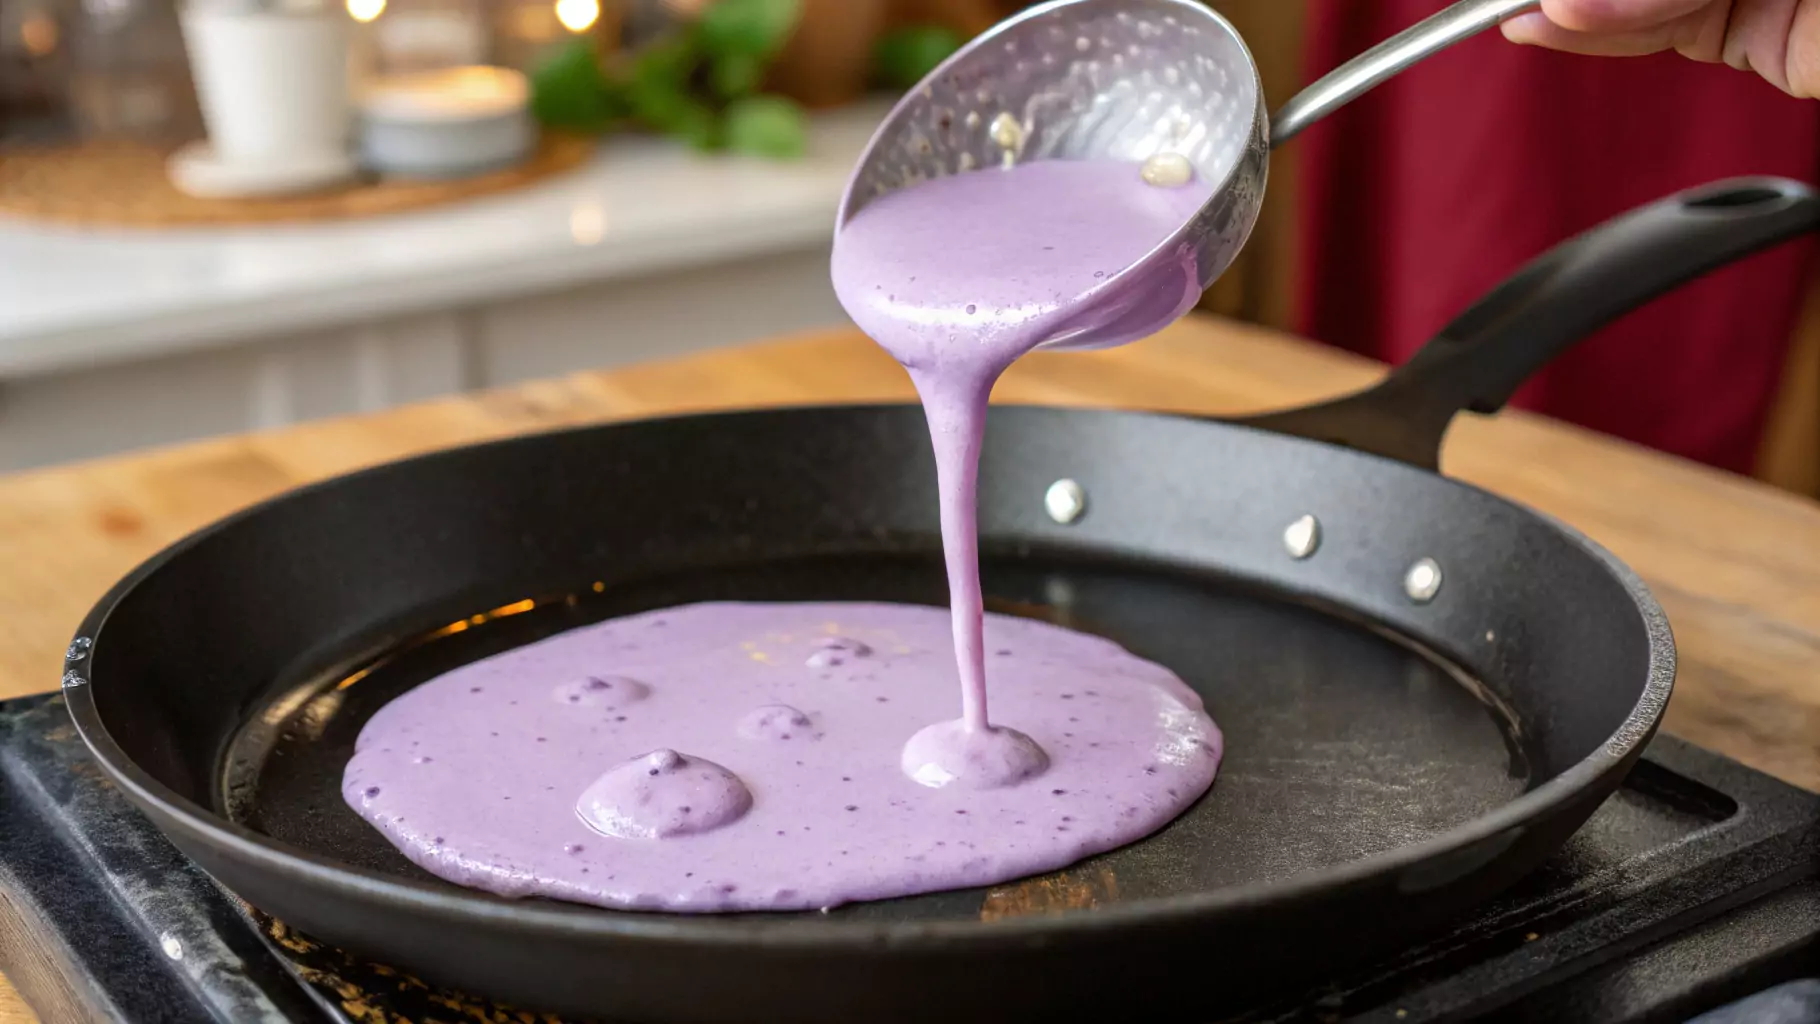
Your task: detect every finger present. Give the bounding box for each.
[1506,0,1820,98]
[1716,0,1805,94]
[1501,13,1686,54]
[1533,0,1712,33]
[1790,1,1820,97]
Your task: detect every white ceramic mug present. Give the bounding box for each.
[180,3,352,167]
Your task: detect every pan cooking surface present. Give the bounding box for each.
[224,550,1530,923]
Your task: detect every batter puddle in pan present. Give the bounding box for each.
[337,599,1221,912]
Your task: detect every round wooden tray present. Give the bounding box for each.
[0,134,594,228]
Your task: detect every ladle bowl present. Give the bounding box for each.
[835,0,1542,350]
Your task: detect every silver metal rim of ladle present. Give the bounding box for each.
[837,0,1542,310]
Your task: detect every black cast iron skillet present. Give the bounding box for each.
[61,177,1820,1023]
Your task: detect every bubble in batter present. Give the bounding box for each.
[551,675,650,708]
[738,704,819,742]
[805,636,872,669]
[574,748,752,839]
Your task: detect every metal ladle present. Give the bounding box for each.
[836,0,1542,349]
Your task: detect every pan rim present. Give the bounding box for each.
[60,402,1677,950]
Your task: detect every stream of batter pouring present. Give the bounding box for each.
[832,157,1215,787]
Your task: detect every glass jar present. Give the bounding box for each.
[66,0,203,142]
[0,0,76,143]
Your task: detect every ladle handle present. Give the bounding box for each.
[1236,177,1820,471]
[1269,0,1542,147]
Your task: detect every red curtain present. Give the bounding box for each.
[1295,2,1820,474]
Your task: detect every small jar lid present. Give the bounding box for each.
[360,66,530,124]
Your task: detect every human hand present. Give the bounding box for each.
[1501,0,1820,97]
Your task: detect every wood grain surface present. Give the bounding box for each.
[3,315,1818,1021]
[0,979,27,1024]
[0,135,593,228]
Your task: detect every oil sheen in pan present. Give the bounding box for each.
[219,551,1534,920]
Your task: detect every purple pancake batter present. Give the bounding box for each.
[830,158,1215,786]
[345,602,1220,911]
[344,157,1223,911]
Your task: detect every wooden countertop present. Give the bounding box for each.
[3,315,1819,1022]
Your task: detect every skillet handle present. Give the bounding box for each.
[1235,176,1820,471]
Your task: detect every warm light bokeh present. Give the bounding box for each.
[19,12,59,56]
[553,0,599,33]
[346,0,386,23]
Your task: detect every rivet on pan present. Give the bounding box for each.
[1044,479,1087,524]
[1404,558,1442,603]
[160,933,183,960]
[60,670,86,689]
[66,636,92,662]
[1282,514,1321,559]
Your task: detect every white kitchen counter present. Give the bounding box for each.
[0,101,887,469]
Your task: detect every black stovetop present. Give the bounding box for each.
[1,692,1814,1024]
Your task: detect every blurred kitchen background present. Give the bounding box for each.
[0,0,1815,495]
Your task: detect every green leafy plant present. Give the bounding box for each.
[872,25,963,91]
[531,0,808,159]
